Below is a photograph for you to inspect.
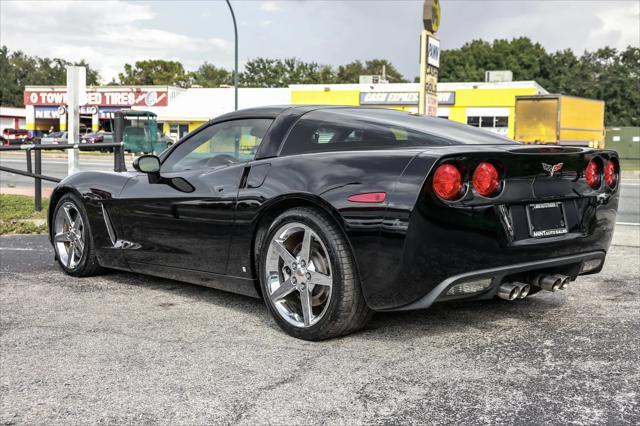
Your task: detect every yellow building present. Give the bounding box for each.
[290,81,548,139]
[23,82,549,141]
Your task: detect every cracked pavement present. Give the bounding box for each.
[1,230,639,425]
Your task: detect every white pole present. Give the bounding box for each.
[66,66,86,175]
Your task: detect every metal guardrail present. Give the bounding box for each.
[0,139,126,212]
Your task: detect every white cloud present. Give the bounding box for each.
[438,1,640,54]
[259,1,281,12]
[0,0,231,83]
[1,0,637,85]
[591,2,640,49]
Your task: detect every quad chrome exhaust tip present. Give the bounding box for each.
[517,283,531,299]
[533,274,571,292]
[497,282,531,301]
[557,275,570,290]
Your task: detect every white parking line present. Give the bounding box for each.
[0,158,111,167]
[616,222,640,226]
[0,247,48,251]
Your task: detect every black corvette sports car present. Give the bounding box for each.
[48,106,619,340]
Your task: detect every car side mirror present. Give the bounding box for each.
[133,155,161,174]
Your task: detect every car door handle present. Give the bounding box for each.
[214,185,225,192]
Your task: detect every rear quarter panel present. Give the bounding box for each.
[228,150,422,281]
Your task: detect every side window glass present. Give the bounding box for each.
[314,128,337,144]
[161,118,273,172]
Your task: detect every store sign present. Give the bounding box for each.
[427,94,438,116]
[438,91,455,105]
[24,90,168,107]
[360,92,419,105]
[360,91,454,106]
[423,0,441,33]
[424,65,438,97]
[427,36,440,68]
[35,106,128,120]
[35,107,61,120]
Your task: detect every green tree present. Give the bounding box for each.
[118,60,189,87]
[0,45,100,107]
[439,38,548,82]
[335,60,365,83]
[439,38,639,126]
[577,47,640,126]
[0,46,21,106]
[189,62,231,87]
[240,57,336,87]
[336,59,407,83]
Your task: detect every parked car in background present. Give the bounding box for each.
[81,131,113,144]
[41,131,68,145]
[158,131,174,146]
[81,131,113,152]
[2,128,31,145]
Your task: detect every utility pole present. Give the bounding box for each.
[226,0,239,111]
[418,0,441,116]
[66,66,86,175]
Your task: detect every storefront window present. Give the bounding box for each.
[495,116,509,128]
[481,117,494,128]
[467,115,509,136]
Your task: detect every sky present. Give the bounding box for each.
[1,0,638,83]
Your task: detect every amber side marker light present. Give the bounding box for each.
[347,192,387,203]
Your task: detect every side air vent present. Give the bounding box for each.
[101,203,117,246]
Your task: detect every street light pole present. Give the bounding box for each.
[225,0,238,111]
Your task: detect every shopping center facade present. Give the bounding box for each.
[22,80,547,140]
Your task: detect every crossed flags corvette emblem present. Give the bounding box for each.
[542,162,563,177]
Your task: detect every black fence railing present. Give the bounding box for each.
[0,139,126,212]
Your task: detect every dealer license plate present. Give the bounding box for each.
[526,202,568,238]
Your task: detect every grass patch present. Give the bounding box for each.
[0,194,49,234]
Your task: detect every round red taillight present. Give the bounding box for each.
[433,164,463,200]
[585,159,601,189]
[472,162,500,197]
[604,159,618,188]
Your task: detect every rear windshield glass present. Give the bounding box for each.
[281,108,516,156]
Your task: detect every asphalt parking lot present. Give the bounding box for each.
[1,228,639,425]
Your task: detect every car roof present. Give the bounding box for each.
[213,105,445,121]
[213,105,301,121]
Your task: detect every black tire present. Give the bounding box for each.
[258,207,373,340]
[52,193,104,277]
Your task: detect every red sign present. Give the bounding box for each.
[24,90,168,107]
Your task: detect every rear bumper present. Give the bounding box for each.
[360,194,617,311]
[378,250,605,312]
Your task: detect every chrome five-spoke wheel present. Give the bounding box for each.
[54,201,85,270]
[265,222,333,328]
